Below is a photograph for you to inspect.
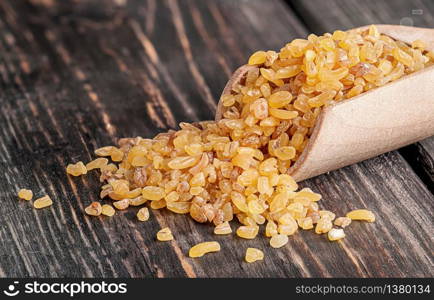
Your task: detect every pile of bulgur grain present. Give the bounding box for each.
[22,25,432,261]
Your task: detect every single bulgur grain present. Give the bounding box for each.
[189,241,221,258]
[214,221,232,235]
[278,223,298,236]
[94,146,115,156]
[85,202,102,216]
[33,195,53,209]
[236,225,259,239]
[137,207,150,221]
[315,217,333,234]
[86,158,109,171]
[334,217,352,228]
[113,199,129,210]
[18,189,33,201]
[150,199,166,210]
[248,51,267,65]
[142,186,165,201]
[157,227,173,241]
[265,220,278,237]
[245,248,264,263]
[346,209,375,222]
[66,161,87,176]
[270,234,289,248]
[328,228,346,241]
[412,39,426,50]
[297,217,314,230]
[101,204,115,217]
[319,210,336,221]
[129,196,147,206]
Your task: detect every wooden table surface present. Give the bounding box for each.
[0,0,433,278]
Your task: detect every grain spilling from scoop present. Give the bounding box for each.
[64,25,434,259]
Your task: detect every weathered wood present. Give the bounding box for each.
[401,138,434,193]
[0,0,432,278]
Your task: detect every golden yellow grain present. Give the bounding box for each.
[236,226,259,239]
[248,51,267,65]
[245,248,264,263]
[334,217,351,228]
[270,234,289,248]
[265,220,278,237]
[85,158,108,171]
[113,199,129,210]
[315,217,333,234]
[327,228,346,241]
[66,161,87,176]
[214,221,232,235]
[142,186,165,201]
[85,202,102,216]
[189,241,221,258]
[33,195,53,209]
[297,217,314,230]
[18,189,33,201]
[137,207,150,221]
[157,227,173,241]
[346,209,375,222]
[101,204,115,217]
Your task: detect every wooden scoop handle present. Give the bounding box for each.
[216,25,434,182]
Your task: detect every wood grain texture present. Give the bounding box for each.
[0,0,432,278]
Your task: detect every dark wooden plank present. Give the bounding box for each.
[401,138,434,193]
[289,0,434,190]
[0,0,432,278]
[0,0,309,278]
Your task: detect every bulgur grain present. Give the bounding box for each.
[66,161,87,176]
[33,195,53,209]
[334,217,352,228]
[346,209,375,222]
[189,241,221,258]
[18,189,33,201]
[245,248,264,263]
[157,227,173,241]
[328,228,346,241]
[85,202,102,216]
[101,204,115,217]
[270,234,289,248]
[113,199,129,210]
[214,221,232,235]
[137,207,150,221]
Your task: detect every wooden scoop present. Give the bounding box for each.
[216,25,434,182]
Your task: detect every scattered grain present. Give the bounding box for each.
[270,234,289,248]
[328,228,346,241]
[334,217,352,228]
[137,207,150,221]
[66,161,87,176]
[33,195,53,209]
[101,204,115,217]
[85,202,102,216]
[189,241,221,258]
[157,227,174,241]
[18,189,33,201]
[245,248,264,263]
[214,221,232,235]
[346,209,375,222]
